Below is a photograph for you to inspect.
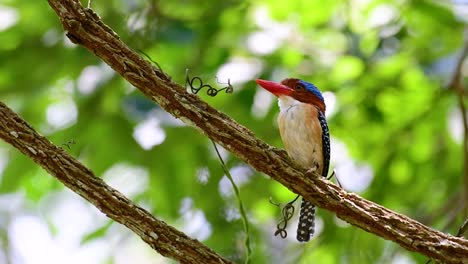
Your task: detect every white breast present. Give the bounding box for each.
[277,96,324,172]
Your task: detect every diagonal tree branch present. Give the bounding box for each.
[3,0,461,263]
[0,102,233,264]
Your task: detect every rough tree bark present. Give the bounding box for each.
[1,0,466,263]
[0,102,233,263]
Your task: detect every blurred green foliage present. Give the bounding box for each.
[0,0,467,263]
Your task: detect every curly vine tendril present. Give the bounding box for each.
[185,69,233,97]
[270,195,300,239]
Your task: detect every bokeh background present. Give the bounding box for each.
[0,0,467,263]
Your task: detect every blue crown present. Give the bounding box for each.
[298,80,324,102]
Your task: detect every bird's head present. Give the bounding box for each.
[256,78,326,113]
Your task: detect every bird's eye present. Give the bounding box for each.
[295,84,303,90]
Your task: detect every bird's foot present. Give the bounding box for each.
[305,161,320,177]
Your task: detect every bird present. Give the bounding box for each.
[256,78,330,242]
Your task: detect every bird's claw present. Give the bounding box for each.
[305,161,320,177]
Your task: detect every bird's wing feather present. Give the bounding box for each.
[318,111,330,177]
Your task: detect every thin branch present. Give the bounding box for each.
[34,0,468,262]
[457,218,468,238]
[211,140,251,264]
[0,102,233,264]
[447,29,468,92]
[448,29,468,218]
[457,95,468,219]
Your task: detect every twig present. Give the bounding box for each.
[448,29,468,218]
[211,140,251,264]
[447,29,468,93]
[457,218,468,238]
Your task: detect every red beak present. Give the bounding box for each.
[255,79,293,96]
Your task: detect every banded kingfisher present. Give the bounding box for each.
[256,78,330,242]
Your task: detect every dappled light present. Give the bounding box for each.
[1,0,467,263]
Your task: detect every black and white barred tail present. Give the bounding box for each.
[295,111,329,242]
[296,198,315,242]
